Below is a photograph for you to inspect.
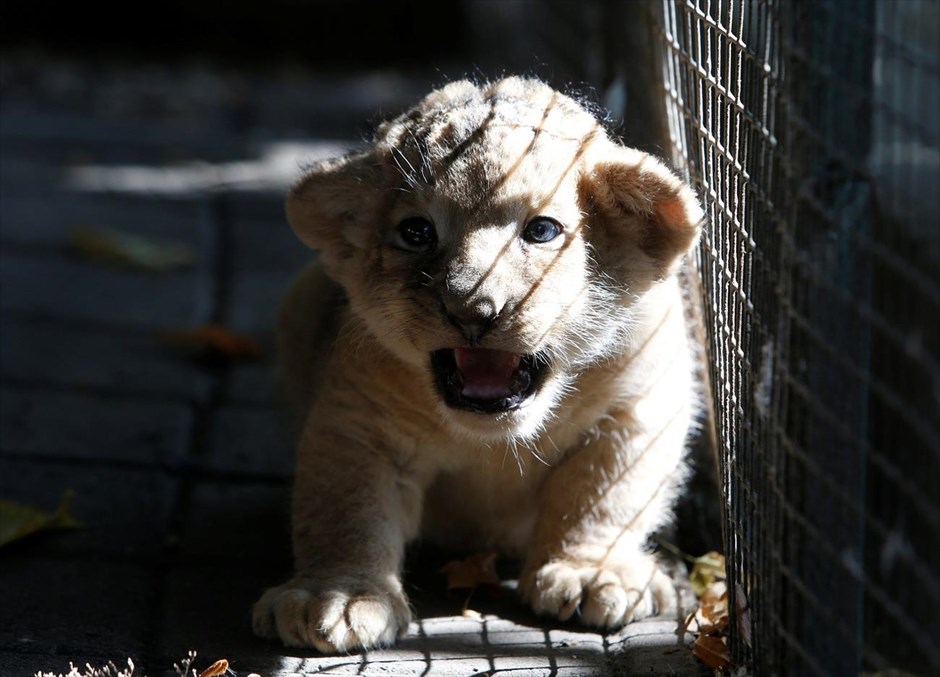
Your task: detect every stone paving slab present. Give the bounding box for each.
[0,192,213,248]
[0,316,214,401]
[609,628,707,677]
[155,561,291,672]
[184,615,680,677]
[200,406,294,479]
[229,213,313,274]
[224,212,314,333]
[0,108,242,164]
[175,481,291,561]
[0,152,77,198]
[0,555,156,659]
[224,271,296,334]
[225,364,279,405]
[0,458,178,557]
[0,252,213,330]
[0,387,193,465]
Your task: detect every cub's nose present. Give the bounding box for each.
[441,298,499,345]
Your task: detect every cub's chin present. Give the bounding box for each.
[429,347,558,439]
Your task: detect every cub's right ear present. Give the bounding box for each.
[285,152,381,261]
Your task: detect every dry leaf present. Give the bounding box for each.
[692,634,733,670]
[158,324,263,363]
[689,550,726,596]
[440,553,501,592]
[693,581,730,635]
[687,551,740,670]
[71,228,196,271]
[0,490,81,548]
[197,659,229,677]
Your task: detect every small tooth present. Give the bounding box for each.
[510,368,531,394]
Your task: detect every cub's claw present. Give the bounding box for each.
[252,577,412,652]
[520,554,676,628]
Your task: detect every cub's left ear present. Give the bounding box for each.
[581,145,704,272]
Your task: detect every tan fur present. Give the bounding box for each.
[252,77,704,651]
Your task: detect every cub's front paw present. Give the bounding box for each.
[520,554,676,629]
[252,576,412,652]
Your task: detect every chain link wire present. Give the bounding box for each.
[653,0,939,673]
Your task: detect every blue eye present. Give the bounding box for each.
[523,217,563,244]
[395,217,437,252]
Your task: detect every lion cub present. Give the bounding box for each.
[253,77,703,651]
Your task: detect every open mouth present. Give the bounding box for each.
[430,348,550,414]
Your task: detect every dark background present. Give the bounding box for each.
[2,1,470,69]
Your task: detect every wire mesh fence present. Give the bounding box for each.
[649,0,940,673]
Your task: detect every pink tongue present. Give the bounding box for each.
[454,348,521,400]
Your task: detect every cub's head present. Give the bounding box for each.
[287,78,702,440]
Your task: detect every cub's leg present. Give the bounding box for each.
[275,261,344,425]
[519,404,689,628]
[252,426,421,651]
